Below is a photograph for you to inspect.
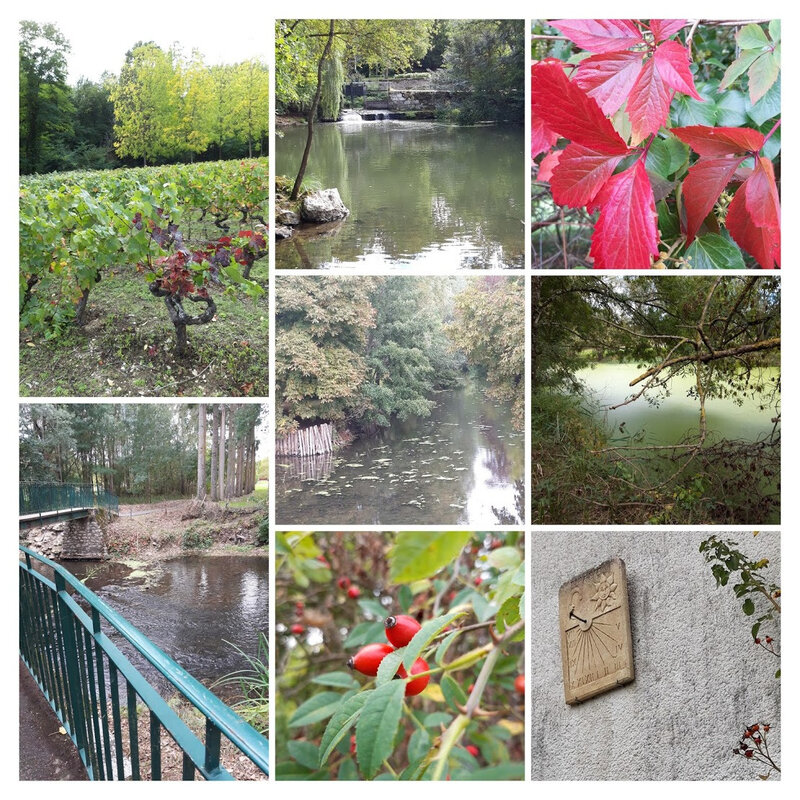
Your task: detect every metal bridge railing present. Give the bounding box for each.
[19,482,119,520]
[19,546,269,780]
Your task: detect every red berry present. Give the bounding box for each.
[468,684,475,693]
[514,674,525,694]
[295,601,304,613]
[474,576,483,586]
[384,614,422,648]
[466,744,479,758]
[745,750,754,758]
[347,585,361,599]
[399,657,430,696]
[766,637,773,644]
[350,734,356,755]
[347,643,394,676]
[338,576,351,590]
[317,555,329,566]
[290,623,304,635]
[489,538,502,550]
[755,638,761,644]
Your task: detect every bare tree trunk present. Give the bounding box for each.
[196,404,207,500]
[219,405,227,500]
[226,405,237,499]
[290,19,335,201]
[210,405,220,501]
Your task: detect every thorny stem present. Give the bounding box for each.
[429,620,524,781]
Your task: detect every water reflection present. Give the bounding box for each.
[276,383,524,525]
[275,121,524,270]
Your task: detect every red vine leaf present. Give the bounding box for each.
[574,51,645,115]
[549,19,643,53]
[745,156,780,232]
[537,150,562,182]
[549,144,625,208]
[531,111,558,158]
[648,19,687,42]
[672,125,765,156]
[589,160,659,268]
[531,60,629,155]
[627,56,673,144]
[681,156,746,244]
[653,40,702,99]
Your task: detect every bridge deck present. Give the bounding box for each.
[19,506,93,523]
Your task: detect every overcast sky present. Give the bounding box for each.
[22,1,270,83]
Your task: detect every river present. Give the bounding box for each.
[276,383,524,525]
[61,555,268,694]
[275,120,524,270]
[578,362,780,444]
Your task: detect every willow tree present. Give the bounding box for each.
[276,19,434,200]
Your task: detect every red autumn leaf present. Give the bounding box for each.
[745,156,780,232]
[531,60,629,155]
[574,50,645,115]
[727,180,780,269]
[549,19,643,53]
[672,125,765,156]
[549,144,625,208]
[653,41,702,99]
[537,149,562,182]
[627,56,672,144]
[681,156,746,243]
[531,109,559,158]
[648,19,687,42]
[589,160,659,268]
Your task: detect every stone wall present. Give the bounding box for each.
[530,530,781,780]
[387,89,469,112]
[60,511,108,560]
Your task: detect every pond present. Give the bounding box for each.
[275,120,524,270]
[276,383,524,525]
[578,362,780,445]
[62,555,268,693]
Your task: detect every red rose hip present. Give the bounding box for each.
[290,623,305,635]
[384,614,422,648]
[347,585,361,599]
[466,744,479,758]
[400,657,430,696]
[514,674,525,694]
[338,576,352,590]
[347,642,394,676]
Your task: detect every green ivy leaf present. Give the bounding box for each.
[686,234,746,269]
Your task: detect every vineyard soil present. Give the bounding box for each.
[19,264,268,397]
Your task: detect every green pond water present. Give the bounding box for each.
[276,383,524,525]
[275,120,524,270]
[578,362,780,445]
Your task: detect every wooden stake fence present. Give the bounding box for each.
[276,423,337,456]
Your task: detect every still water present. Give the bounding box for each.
[63,555,268,692]
[578,362,780,444]
[276,120,524,270]
[276,384,524,525]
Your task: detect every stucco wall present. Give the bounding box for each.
[530,530,781,780]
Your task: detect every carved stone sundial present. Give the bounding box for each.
[558,557,634,704]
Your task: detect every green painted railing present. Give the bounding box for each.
[19,482,119,523]
[19,546,269,780]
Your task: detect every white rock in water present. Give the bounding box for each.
[301,189,350,223]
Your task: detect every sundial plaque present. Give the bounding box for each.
[558,557,634,704]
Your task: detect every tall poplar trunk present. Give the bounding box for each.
[226,405,237,499]
[218,405,226,500]
[210,405,220,501]
[196,404,207,500]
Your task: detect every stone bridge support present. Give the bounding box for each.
[60,511,108,560]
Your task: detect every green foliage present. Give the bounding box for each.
[276,532,524,780]
[389,532,472,584]
[699,534,781,644]
[182,523,213,550]
[448,277,525,428]
[320,54,344,121]
[19,158,268,339]
[256,515,269,546]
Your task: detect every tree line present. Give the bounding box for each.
[20,20,269,173]
[20,404,264,502]
[275,277,524,438]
